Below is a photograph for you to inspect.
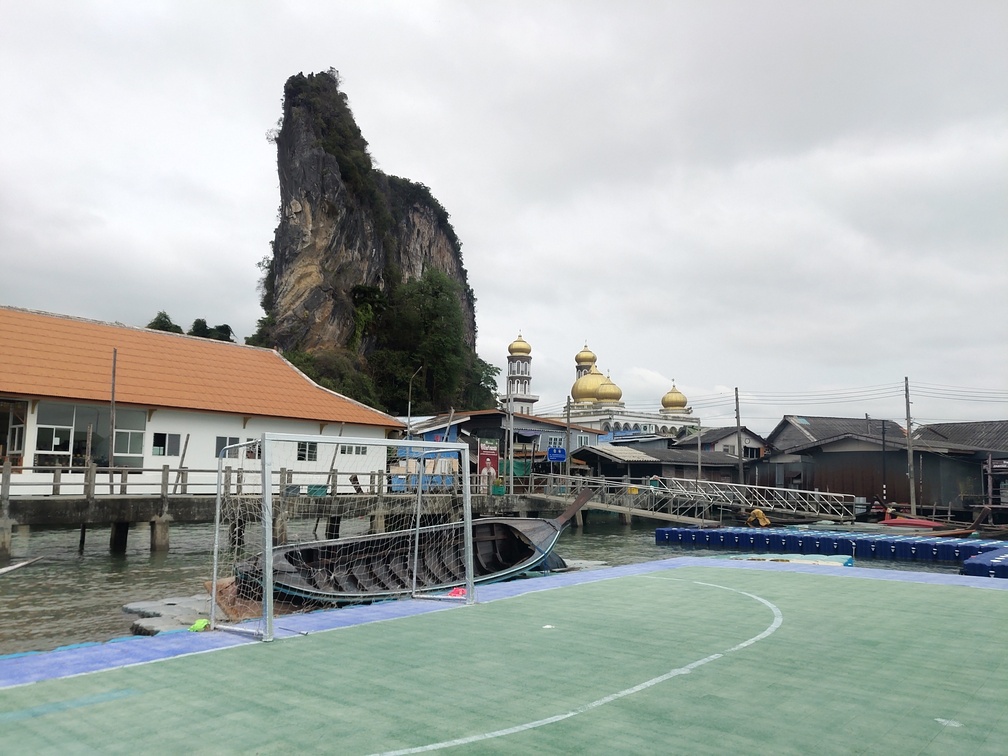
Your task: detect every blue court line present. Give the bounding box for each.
[0,688,137,722]
[4,556,1005,690]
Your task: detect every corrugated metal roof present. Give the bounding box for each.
[915,421,1008,453]
[587,443,659,463]
[0,306,401,428]
[413,408,600,435]
[649,448,741,467]
[770,415,906,453]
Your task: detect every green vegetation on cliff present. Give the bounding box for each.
[281,69,393,240]
[247,69,494,415]
[147,311,234,342]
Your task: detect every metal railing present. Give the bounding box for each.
[520,472,855,522]
[2,460,855,522]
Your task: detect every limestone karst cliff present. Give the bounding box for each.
[258,70,476,356]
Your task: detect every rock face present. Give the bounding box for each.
[265,71,475,354]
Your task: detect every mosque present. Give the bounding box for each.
[502,334,699,438]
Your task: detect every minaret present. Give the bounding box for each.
[504,334,539,415]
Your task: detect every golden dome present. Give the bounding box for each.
[661,384,688,410]
[596,373,623,402]
[508,334,531,356]
[571,364,606,403]
[574,343,596,367]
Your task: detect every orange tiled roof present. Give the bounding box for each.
[0,307,402,429]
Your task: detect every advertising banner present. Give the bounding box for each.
[478,438,499,492]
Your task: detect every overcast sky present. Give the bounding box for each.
[1,1,1005,434]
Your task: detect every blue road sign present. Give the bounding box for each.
[547,447,566,462]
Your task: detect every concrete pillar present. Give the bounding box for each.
[109,521,130,554]
[371,512,386,534]
[272,512,287,545]
[573,510,584,529]
[0,519,12,561]
[150,515,171,552]
[325,515,341,539]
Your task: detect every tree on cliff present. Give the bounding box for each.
[147,311,184,334]
[146,312,234,342]
[248,68,497,414]
[368,270,498,414]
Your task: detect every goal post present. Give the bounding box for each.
[210,433,474,641]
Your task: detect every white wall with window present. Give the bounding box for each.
[3,396,391,495]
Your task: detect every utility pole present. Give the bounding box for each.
[881,419,887,504]
[696,423,702,484]
[734,388,744,485]
[109,348,117,466]
[905,376,916,516]
[564,396,571,481]
[507,387,514,496]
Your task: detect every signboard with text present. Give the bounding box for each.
[478,438,499,481]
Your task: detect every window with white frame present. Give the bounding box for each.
[113,408,147,468]
[216,436,240,459]
[245,438,261,459]
[298,441,318,462]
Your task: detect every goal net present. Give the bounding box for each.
[210,433,474,641]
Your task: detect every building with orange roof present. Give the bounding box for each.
[0,307,402,492]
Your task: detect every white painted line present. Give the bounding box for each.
[375,579,784,755]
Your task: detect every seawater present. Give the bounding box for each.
[0,516,958,656]
[1,524,214,656]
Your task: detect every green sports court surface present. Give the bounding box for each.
[3,558,1008,754]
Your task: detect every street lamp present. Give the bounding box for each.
[406,365,423,440]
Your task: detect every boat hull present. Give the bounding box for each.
[238,516,564,604]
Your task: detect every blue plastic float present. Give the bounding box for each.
[655,527,1008,577]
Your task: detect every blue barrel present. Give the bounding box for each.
[784,533,802,552]
[894,538,926,560]
[917,538,938,562]
[738,531,756,550]
[815,533,837,555]
[767,532,787,552]
[798,534,820,554]
[834,536,858,560]
[933,538,961,561]
[874,536,899,560]
[855,537,878,558]
[962,546,1008,577]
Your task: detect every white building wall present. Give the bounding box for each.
[8,397,391,496]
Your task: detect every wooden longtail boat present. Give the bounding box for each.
[238,487,597,604]
[878,506,993,538]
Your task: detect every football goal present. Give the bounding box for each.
[210,433,475,641]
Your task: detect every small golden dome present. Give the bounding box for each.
[571,364,606,403]
[574,343,596,367]
[508,334,531,356]
[597,373,623,402]
[661,384,688,410]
